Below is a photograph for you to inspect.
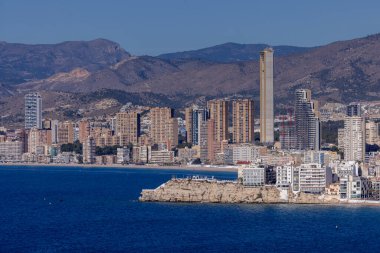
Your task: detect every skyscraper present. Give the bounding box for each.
[185,105,208,145]
[207,99,229,143]
[83,136,96,164]
[344,116,365,162]
[78,120,91,144]
[260,48,274,143]
[25,92,42,130]
[58,121,75,145]
[295,89,321,150]
[366,121,379,145]
[232,99,254,143]
[150,107,178,148]
[115,111,141,145]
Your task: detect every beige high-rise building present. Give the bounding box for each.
[344,116,365,162]
[78,120,91,144]
[207,99,229,142]
[27,128,52,154]
[115,111,140,145]
[150,107,178,148]
[58,121,74,145]
[260,48,274,143]
[185,107,193,144]
[366,121,379,145]
[232,99,254,143]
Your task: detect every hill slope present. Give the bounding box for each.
[2,34,380,126]
[158,42,313,62]
[0,39,130,86]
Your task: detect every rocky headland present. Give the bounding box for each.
[139,178,341,204]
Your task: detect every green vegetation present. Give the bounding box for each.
[95,145,122,156]
[61,140,82,154]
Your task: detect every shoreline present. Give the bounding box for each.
[139,178,380,207]
[0,162,238,173]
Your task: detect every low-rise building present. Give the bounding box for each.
[242,165,265,187]
[297,163,332,194]
[0,141,23,161]
[117,147,130,164]
[150,150,175,164]
[340,176,370,200]
[276,164,294,189]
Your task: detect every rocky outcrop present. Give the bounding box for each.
[139,179,340,204]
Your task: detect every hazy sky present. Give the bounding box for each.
[1,0,380,55]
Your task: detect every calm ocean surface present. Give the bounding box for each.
[0,166,379,252]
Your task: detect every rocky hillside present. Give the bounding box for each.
[0,39,130,86]
[1,34,380,125]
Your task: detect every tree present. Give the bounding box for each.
[95,145,121,156]
[61,140,82,154]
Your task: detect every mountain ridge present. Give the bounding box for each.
[2,34,380,126]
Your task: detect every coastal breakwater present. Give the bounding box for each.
[139,178,340,204]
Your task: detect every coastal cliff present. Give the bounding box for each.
[139,178,340,204]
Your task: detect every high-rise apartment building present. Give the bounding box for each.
[344,116,365,162]
[207,99,229,142]
[58,121,75,145]
[83,136,96,164]
[79,120,91,144]
[115,111,141,145]
[150,107,178,148]
[232,99,254,143]
[27,128,52,154]
[25,92,42,130]
[366,121,379,145]
[279,119,297,150]
[259,48,274,143]
[295,89,321,150]
[185,105,208,145]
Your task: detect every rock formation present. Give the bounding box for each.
[139,178,341,204]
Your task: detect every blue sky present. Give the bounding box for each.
[0,0,380,55]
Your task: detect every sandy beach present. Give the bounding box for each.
[0,162,238,173]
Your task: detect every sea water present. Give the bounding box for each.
[0,165,379,252]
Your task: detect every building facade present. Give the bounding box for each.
[25,92,42,130]
[116,111,141,145]
[150,107,178,148]
[83,136,96,164]
[232,99,254,144]
[295,89,321,150]
[344,116,365,162]
[259,48,274,143]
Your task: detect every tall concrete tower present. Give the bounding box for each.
[259,48,274,143]
[25,92,42,130]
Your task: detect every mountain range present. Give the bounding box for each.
[1,34,380,127]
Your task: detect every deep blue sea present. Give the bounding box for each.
[0,166,379,252]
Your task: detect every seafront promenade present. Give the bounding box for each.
[0,162,238,173]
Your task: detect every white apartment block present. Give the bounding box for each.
[232,145,261,164]
[117,147,130,164]
[344,116,365,162]
[276,164,293,189]
[297,163,332,194]
[242,164,265,186]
